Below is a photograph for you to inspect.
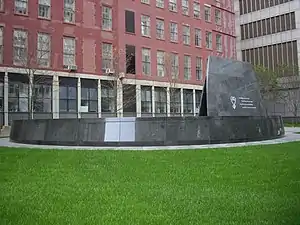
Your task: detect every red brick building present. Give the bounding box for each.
[0,0,236,126]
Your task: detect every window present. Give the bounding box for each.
[59,78,77,112]
[182,0,189,15]
[183,89,193,114]
[102,43,113,69]
[205,31,212,49]
[171,53,179,79]
[155,88,167,115]
[195,28,201,47]
[32,76,52,112]
[183,25,190,45]
[142,48,151,75]
[37,33,51,67]
[81,79,98,113]
[141,86,152,114]
[215,9,221,25]
[141,15,151,37]
[63,37,75,66]
[15,0,27,14]
[157,51,165,77]
[196,57,202,80]
[0,0,3,11]
[169,0,177,11]
[125,10,135,33]
[204,6,211,22]
[102,6,112,31]
[170,88,181,115]
[184,55,191,80]
[170,22,178,42]
[38,0,51,19]
[193,2,200,19]
[101,83,115,113]
[126,45,136,74]
[64,0,75,23]
[156,0,164,8]
[156,19,164,39]
[8,78,29,112]
[216,34,222,52]
[13,29,27,65]
[141,0,150,4]
[0,78,3,112]
[0,27,3,64]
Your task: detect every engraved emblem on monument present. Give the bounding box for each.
[230,96,237,109]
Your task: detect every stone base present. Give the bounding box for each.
[10,116,285,146]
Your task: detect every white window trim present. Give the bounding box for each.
[37,33,51,67]
[156,0,164,8]
[64,0,75,23]
[157,51,165,77]
[195,28,201,47]
[183,25,190,45]
[141,15,151,37]
[169,0,177,12]
[15,0,28,14]
[102,6,112,31]
[63,37,76,67]
[156,19,165,40]
[170,22,178,42]
[38,0,51,19]
[142,48,151,75]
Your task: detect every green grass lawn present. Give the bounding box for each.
[1,143,300,225]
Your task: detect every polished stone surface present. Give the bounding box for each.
[3,127,299,150]
[10,116,284,146]
[202,56,266,117]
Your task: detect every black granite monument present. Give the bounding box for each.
[10,56,285,146]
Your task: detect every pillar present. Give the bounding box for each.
[98,79,101,118]
[77,77,81,118]
[117,80,123,117]
[136,84,141,117]
[152,86,155,117]
[52,75,59,119]
[193,89,196,116]
[180,88,184,117]
[4,72,8,126]
[167,87,170,117]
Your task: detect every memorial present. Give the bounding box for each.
[10,56,285,146]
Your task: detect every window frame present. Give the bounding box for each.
[156,18,165,39]
[141,15,151,37]
[63,36,75,67]
[204,5,211,22]
[142,48,151,75]
[13,29,28,65]
[14,0,28,15]
[37,33,51,67]
[196,57,202,80]
[157,51,165,77]
[38,0,51,19]
[102,6,112,31]
[63,0,75,23]
[184,55,191,80]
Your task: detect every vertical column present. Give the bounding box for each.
[193,89,196,116]
[77,77,81,118]
[98,79,101,118]
[117,80,123,117]
[29,72,33,119]
[151,86,155,117]
[52,75,59,119]
[136,84,141,117]
[4,72,8,126]
[180,88,184,117]
[167,87,170,117]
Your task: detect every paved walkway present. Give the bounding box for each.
[0,127,300,151]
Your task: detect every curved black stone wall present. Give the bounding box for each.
[10,116,285,146]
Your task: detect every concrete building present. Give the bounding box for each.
[0,0,236,126]
[234,0,299,70]
[234,0,300,116]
